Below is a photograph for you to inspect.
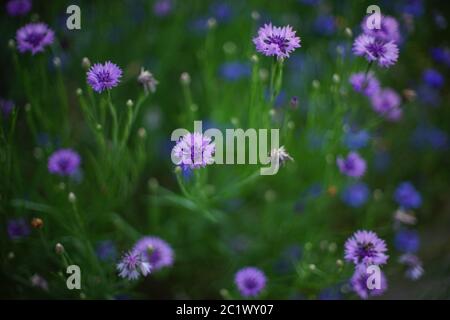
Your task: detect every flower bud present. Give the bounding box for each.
[53,57,61,68]
[180,72,191,85]
[138,127,147,139]
[31,217,44,229]
[82,57,91,69]
[345,27,353,38]
[207,17,217,29]
[68,192,76,203]
[55,243,65,255]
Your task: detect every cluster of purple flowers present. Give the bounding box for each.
[117,236,174,280]
[350,16,403,121]
[392,182,424,280]
[353,15,400,68]
[349,72,403,120]
[344,230,388,299]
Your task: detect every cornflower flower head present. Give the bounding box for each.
[6,0,32,17]
[270,146,293,165]
[172,132,215,170]
[370,88,402,122]
[341,182,370,208]
[344,230,388,266]
[394,229,420,253]
[349,72,380,97]
[96,240,117,262]
[0,98,15,117]
[353,34,399,68]
[336,152,366,178]
[117,251,152,280]
[153,0,172,17]
[253,23,301,59]
[423,68,444,89]
[16,22,54,55]
[138,67,159,94]
[350,264,387,299]
[30,274,48,291]
[361,15,401,43]
[394,182,422,209]
[343,128,370,150]
[234,267,266,297]
[47,149,81,177]
[7,218,30,240]
[87,61,122,93]
[133,236,174,271]
[398,254,424,280]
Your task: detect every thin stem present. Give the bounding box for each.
[107,90,119,145]
[364,61,373,78]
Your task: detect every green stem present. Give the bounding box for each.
[107,90,119,145]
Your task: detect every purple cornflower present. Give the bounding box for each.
[343,129,370,150]
[361,15,401,43]
[394,230,420,253]
[353,34,399,68]
[16,23,54,55]
[350,265,387,299]
[6,0,31,16]
[399,0,424,17]
[423,69,444,89]
[172,132,215,170]
[431,47,450,67]
[399,254,424,280]
[417,84,441,107]
[7,218,30,240]
[349,72,380,96]
[47,149,81,177]
[30,274,49,291]
[394,182,422,209]
[336,152,366,178]
[426,128,449,150]
[270,146,294,165]
[344,230,388,266]
[290,96,299,109]
[370,88,402,122]
[117,250,152,280]
[341,182,370,208]
[314,14,336,36]
[219,61,251,81]
[95,240,117,262]
[0,98,15,117]
[133,236,174,271]
[209,2,233,23]
[153,0,173,17]
[234,267,266,297]
[87,61,122,93]
[253,23,301,59]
